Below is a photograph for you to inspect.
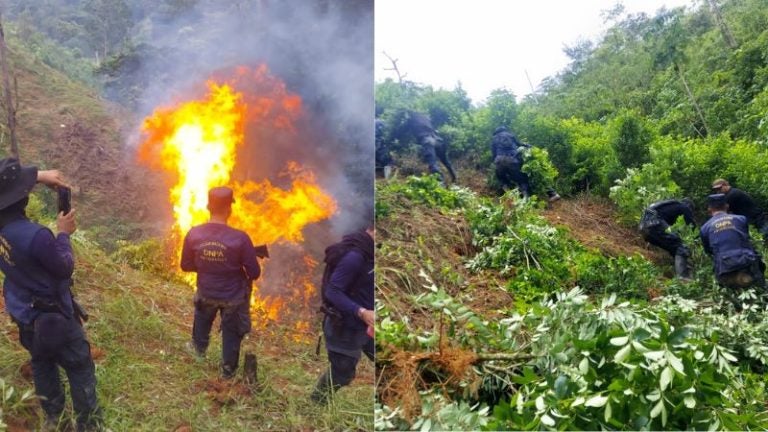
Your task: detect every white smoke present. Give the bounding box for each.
[128,0,373,238]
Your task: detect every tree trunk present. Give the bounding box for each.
[675,62,709,137]
[707,0,737,50]
[0,15,19,160]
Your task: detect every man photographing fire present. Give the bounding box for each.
[181,186,264,379]
[0,158,102,431]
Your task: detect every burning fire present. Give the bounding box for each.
[138,65,336,337]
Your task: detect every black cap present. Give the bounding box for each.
[207,186,234,211]
[707,193,727,208]
[493,126,508,135]
[0,158,37,210]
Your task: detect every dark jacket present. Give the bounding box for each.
[725,188,764,223]
[325,249,374,331]
[491,130,528,161]
[649,200,695,226]
[407,111,437,139]
[700,212,759,276]
[181,222,261,303]
[0,218,75,324]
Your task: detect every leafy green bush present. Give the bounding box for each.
[376,175,475,211]
[609,163,682,224]
[575,253,659,299]
[111,237,174,276]
[378,287,768,431]
[520,147,559,199]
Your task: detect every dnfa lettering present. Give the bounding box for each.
[203,249,225,258]
[714,220,733,229]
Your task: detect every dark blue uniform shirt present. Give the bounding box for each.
[700,212,758,276]
[0,218,75,324]
[180,222,260,303]
[492,131,527,160]
[325,249,374,330]
[650,200,695,226]
[725,187,763,223]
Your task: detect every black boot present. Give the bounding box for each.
[310,369,341,404]
[674,254,692,279]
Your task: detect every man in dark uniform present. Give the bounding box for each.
[639,198,696,279]
[404,111,457,183]
[700,193,766,310]
[375,118,393,179]
[491,126,560,201]
[181,186,262,379]
[310,224,374,404]
[0,158,102,431]
[711,178,768,242]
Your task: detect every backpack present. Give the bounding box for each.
[319,240,357,319]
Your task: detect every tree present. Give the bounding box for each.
[82,0,131,62]
[611,112,652,169]
[648,8,710,137]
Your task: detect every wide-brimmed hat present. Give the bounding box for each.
[0,158,37,210]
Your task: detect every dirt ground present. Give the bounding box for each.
[542,195,667,264]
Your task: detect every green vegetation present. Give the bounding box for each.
[377,0,768,207]
[375,177,768,430]
[374,5,768,419]
[0,228,374,430]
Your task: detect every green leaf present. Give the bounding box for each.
[634,327,652,341]
[420,418,431,432]
[420,418,432,432]
[571,396,585,408]
[684,396,696,409]
[650,399,664,419]
[541,413,555,427]
[660,366,673,391]
[579,357,589,375]
[644,350,665,361]
[614,344,632,363]
[666,351,685,375]
[554,375,569,399]
[646,389,661,402]
[668,327,690,345]
[610,336,629,346]
[720,349,738,362]
[585,394,608,407]
[604,401,612,423]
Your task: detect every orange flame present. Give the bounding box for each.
[138,65,335,337]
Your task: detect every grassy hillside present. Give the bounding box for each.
[0,225,374,430]
[0,32,166,245]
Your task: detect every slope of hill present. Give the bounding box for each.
[375,175,768,431]
[0,230,374,430]
[0,35,166,244]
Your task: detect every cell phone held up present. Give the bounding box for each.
[57,186,71,215]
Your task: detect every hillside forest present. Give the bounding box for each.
[375,0,768,430]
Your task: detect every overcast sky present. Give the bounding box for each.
[375,0,694,104]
